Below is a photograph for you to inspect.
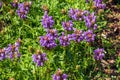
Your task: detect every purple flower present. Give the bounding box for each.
[0,2,2,8]
[84,12,97,29]
[5,38,21,60]
[84,30,96,42]
[46,29,58,39]
[14,38,21,52]
[86,0,89,3]
[17,53,21,58]
[10,0,18,8]
[52,69,68,80]
[9,52,14,59]
[16,3,27,19]
[0,49,5,61]
[62,20,73,31]
[32,51,47,66]
[71,29,84,42]
[59,32,71,46]
[16,2,31,19]
[68,8,84,21]
[0,53,5,61]
[94,48,105,60]
[4,44,12,55]
[93,0,106,9]
[74,9,84,21]
[40,34,57,49]
[83,10,90,15]
[0,38,21,61]
[68,8,76,19]
[41,11,54,29]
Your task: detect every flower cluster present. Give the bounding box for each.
[0,2,2,8]
[40,34,57,49]
[52,69,67,80]
[86,0,89,3]
[0,49,5,61]
[62,20,73,31]
[40,11,57,49]
[41,11,54,29]
[46,29,58,39]
[84,12,97,29]
[10,0,18,8]
[32,50,47,66]
[16,1,32,19]
[71,29,84,43]
[40,10,97,49]
[93,0,106,9]
[84,30,96,42]
[0,38,21,61]
[94,48,105,60]
[59,32,71,47]
[68,8,84,21]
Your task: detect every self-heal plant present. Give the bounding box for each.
[16,1,32,19]
[7,38,21,59]
[0,49,5,61]
[0,1,2,8]
[41,11,54,29]
[93,0,106,9]
[0,38,21,61]
[86,0,89,3]
[40,34,57,49]
[83,12,97,30]
[10,0,18,8]
[84,30,96,42]
[71,29,84,43]
[62,20,73,31]
[94,48,105,60]
[68,8,84,21]
[32,50,47,66]
[52,68,68,80]
[46,29,58,39]
[68,8,76,19]
[59,32,71,47]
[74,9,84,21]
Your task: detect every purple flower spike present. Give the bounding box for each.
[4,44,12,55]
[94,48,105,60]
[71,29,84,42]
[84,30,96,42]
[93,0,106,9]
[11,3,18,8]
[16,3,27,19]
[32,51,47,66]
[84,12,97,29]
[0,2,2,8]
[52,69,68,80]
[86,0,89,3]
[42,11,54,29]
[0,49,5,61]
[59,32,71,46]
[74,9,84,21]
[0,38,21,61]
[46,29,58,39]
[68,8,76,19]
[62,20,73,31]
[16,2,31,19]
[17,53,21,58]
[11,0,18,8]
[68,8,84,21]
[40,34,57,49]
